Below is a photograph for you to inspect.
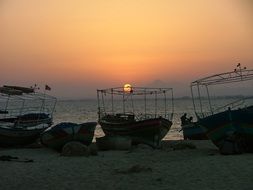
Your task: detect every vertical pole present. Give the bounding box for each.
[155,91,157,118]
[111,88,114,114]
[144,88,146,119]
[97,90,100,120]
[191,85,198,118]
[171,89,174,121]
[164,90,167,118]
[197,84,203,117]
[5,95,10,117]
[131,93,134,114]
[101,90,106,115]
[206,85,213,115]
[123,89,125,114]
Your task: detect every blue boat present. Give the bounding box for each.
[40,122,97,150]
[181,122,207,140]
[0,85,57,146]
[191,65,253,152]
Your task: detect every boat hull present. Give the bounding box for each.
[181,123,208,140]
[99,117,172,148]
[199,106,253,152]
[0,124,48,146]
[40,122,97,150]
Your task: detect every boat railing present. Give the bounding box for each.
[196,97,253,119]
[0,106,52,119]
[100,111,173,122]
[213,98,245,113]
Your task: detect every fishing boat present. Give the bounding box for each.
[97,85,174,148]
[40,122,97,150]
[191,64,253,152]
[181,122,208,140]
[0,85,57,146]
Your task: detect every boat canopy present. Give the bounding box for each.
[97,87,173,96]
[97,86,174,121]
[190,65,253,119]
[191,68,253,86]
[0,85,57,119]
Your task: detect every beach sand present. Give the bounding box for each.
[0,140,253,190]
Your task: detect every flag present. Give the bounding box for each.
[45,85,51,91]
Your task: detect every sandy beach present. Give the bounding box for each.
[1,140,253,190]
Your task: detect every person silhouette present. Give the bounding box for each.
[180,113,188,125]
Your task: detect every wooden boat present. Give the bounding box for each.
[0,123,50,146]
[97,86,174,148]
[198,106,253,151]
[0,85,56,146]
[40,122,97,150]
[191,65,253,152]
[181,122,208,140]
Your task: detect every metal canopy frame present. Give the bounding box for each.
[97,86,174,121]
[191,65,253,119]
[0,91,57,119]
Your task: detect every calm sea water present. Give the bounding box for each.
[53,97,253,140]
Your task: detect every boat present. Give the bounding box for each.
[0,85,57,146]
[40,122,97,150]
[191,64,253,152]
[181,122,208,140]
[97,85,174,148]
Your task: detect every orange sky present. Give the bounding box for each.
[1,0,253,98]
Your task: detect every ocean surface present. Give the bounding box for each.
[53,97,253,140]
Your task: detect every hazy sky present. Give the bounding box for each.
[1,0,253,99]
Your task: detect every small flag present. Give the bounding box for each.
[45,85,51,91]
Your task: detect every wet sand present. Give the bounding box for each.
[0,140,253,190]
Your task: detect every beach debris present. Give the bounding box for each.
[170,141,196,150]
[0,155,34,163]
[114,164,152,174]
[96,136,132,151]
[61,141,90,157]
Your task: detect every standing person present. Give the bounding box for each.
[180,113,188,125]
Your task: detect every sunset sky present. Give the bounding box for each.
[1,0,253,99]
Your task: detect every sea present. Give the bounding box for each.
[53,97,252,140]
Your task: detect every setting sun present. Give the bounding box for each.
[123,84,132,93]
[1,0,252,98]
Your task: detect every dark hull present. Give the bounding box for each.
[99,118,172,147]
[0,113,53,146]
[181,123,208,140]
[40,122,97,150]
[0,125,48,146]
[199,106,253,151]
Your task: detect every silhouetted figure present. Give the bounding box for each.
[187,116,193,124]
[181,113,188,125]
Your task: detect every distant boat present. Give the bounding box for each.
[97,86,174,148]
[40,122,97,150]
[0,85,56,146]
[191,65,253,152]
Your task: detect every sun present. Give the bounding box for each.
[123,84,132,93]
